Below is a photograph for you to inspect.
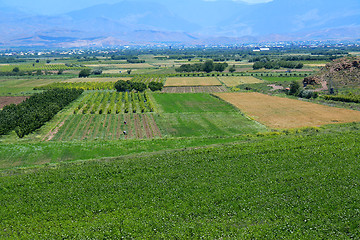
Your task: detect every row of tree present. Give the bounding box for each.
[253,60,303,70]
[176,60,228,73]
[114,80,164,92]
[0,89,83,138]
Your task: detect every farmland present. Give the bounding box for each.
[152,93,266,137]
[0,96,29,109]
[218,76,263,87]
[164,77,222,86]
[1,129,360,238]
[162,86,227,93]
[1,48,360,238]
[215,92,360,129]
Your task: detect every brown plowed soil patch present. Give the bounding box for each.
[215,92,360,129]
[0,96,29,109]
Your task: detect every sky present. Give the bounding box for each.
[2,0,273,15]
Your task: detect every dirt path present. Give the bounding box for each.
[142,115,153,138]
[149,114,162,138]
[267,84,284,91]
[0,96,29,109]
[314,81,328,92]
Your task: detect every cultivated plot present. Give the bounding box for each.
[162,86,227,93]
[165,77,222,87]
[51,113,161,141]
[0,78,60,95]
[153,93,266,137]
[215,92,360,129]
[0,96,29,109]
[64,77,131,83]
[218,76,263,87]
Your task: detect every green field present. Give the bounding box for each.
[152,93,266,137]
[259,76,304,82]
[0,77,62,95]
[153,93,236,113]
[1,129,360,238]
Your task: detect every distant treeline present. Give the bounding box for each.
[253,60,303,70]
[176,60,228,73]
[0,57,26,63]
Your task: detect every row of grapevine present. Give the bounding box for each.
[0,64,85,72]
[73,91,155,114]
[131,75,166,84]
[35,82,115,91]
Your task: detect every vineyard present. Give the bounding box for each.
[36,74,166,90]
[73,91,155,114]
[0,63,85,72]
[51,113,162,141]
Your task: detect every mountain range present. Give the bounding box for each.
[0,0,360,47]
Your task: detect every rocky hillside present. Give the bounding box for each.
[303,57,360,87]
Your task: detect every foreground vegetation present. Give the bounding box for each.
[1,127,360,238]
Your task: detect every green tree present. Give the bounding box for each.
[79,69,91,78]
[12,67,20,73]
[229,65,236,73]
[289,81,301,96]
[203,60,214,73]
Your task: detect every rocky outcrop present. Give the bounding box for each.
[303,57,360,87]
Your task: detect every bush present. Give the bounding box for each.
[148,82,164,91]
[79,69,91,78]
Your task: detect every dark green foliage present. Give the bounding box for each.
[176,60,228,73]
[229,65,236,73]
[126,59,145,63]
[253,60,304,70]
[12,67,20,72]
[299,89,318,99]
[213,62,228,72]
[203,60,214,73]
[323,93,360,103]
[0,89,83,137]
[289,80,301,96]
[148,82,164,91]
[115,80,147,92]
[131,81,147,92]
[114,80,132,92]
[78,69,91,78]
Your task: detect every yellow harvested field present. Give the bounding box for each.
[218,76,263,87]
[215,92,360,129]
[64,77,131,83]
[165,77,222,87]
[304,63,326,67]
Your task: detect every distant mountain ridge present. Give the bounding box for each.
[1,0,360,47]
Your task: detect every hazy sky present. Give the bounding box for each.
[2,0,273,15]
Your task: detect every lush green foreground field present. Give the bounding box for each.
[1,127,360,239]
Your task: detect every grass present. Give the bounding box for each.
[259,76,304,82]
[154,112,265,137]
[153,93,235,113]
[0,77,62,95]
[218,76,263,87]
[1,129,360,238]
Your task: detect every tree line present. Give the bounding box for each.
[175,60,228,73]
[114,80,164,92]
[0,89,83,138]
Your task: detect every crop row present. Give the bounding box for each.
[35,82,115,90]
[73,91,155,114]
[131,75,166,84]
[0,64,85,72]
[52,113,162,141]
